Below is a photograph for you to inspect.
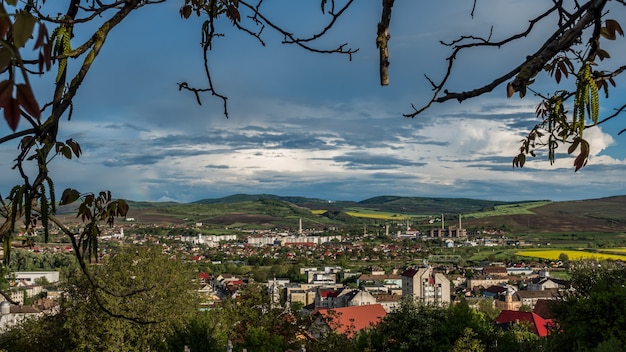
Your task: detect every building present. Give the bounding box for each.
[401,266,450,306]
[429,215,467,238]
[309,304,387,338]
[0,302,42,332]
[495,310,554,337]
[13,271,60,284]
[527,271,571,291]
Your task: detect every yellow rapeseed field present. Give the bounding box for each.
[310,210,328,215]
[516,249,626,261]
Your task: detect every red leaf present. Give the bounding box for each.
[0,79,13,107]
[506,83,514,98]
[555,69,561,84]
[3,97,20,131]
[16,83,40,120]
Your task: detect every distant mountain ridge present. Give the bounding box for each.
[121,194,626,233]
[191,194,540,214]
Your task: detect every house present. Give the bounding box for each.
[309,304,387,338]
[356,273,402,288]
[402,266,450,306]
[483,285,508,298]
[515,290,558,308]
[527,272,571,291]
[483,266,509,277]
[532,299,557,320]
[495,288,558,310]
[466,274,510,290]
[0,302,43,332]
[314,288,376,308]
[495,310,554,337]
[372,294,402,312]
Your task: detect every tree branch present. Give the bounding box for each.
[377,0,394,86]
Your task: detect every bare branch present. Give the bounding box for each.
[404,0,608,118]
[377,0,395,86]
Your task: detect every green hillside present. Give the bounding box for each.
[118,194,626,234]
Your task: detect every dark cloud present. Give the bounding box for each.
[332,152,423,170]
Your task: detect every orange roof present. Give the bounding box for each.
[313,304,387,337]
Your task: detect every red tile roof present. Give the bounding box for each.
[312,304,387,337]
[495,310,554,337]
[197,272,210,280]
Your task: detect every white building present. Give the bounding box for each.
[401,266,450,306]
[13,271,60,284]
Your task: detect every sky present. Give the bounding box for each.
[2,1,626,203]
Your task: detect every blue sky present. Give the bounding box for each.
[2,1,626,203]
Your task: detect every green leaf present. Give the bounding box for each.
[0,47,12,73]
[601,27,614,40]
[66,139,82,158]
[13,11,37,48]
[60,188,80,205]
[61,145,72,159]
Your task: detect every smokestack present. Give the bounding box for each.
[459,214,461,230]
[299,218,302,234]
[441,213,444,230]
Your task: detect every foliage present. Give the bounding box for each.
[356,298,495,352]
[0,313,74,352]
[546,261,626,351]
[160,310,227,352]
[0,244,199,351]
[217,283,306,352]
[61,245,199,351]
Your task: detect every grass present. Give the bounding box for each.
[464,201,552,219]
[343,207,423,220]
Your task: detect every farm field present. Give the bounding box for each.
[463,201,551,219]
[344,207,425,220]
[516,249,626,261]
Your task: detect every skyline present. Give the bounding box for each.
[2,1,626,203]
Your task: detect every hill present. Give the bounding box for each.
[114,194,626,234]
[463,195,626,234]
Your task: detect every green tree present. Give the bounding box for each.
[451,328,485,352]
[160,310,227,352]
[218,282,305,352]
[64,245,198,351]
[0,244,199,351]
[0,313,73,352]
[546,261,626,351]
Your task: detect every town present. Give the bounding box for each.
[0,214,575,344]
